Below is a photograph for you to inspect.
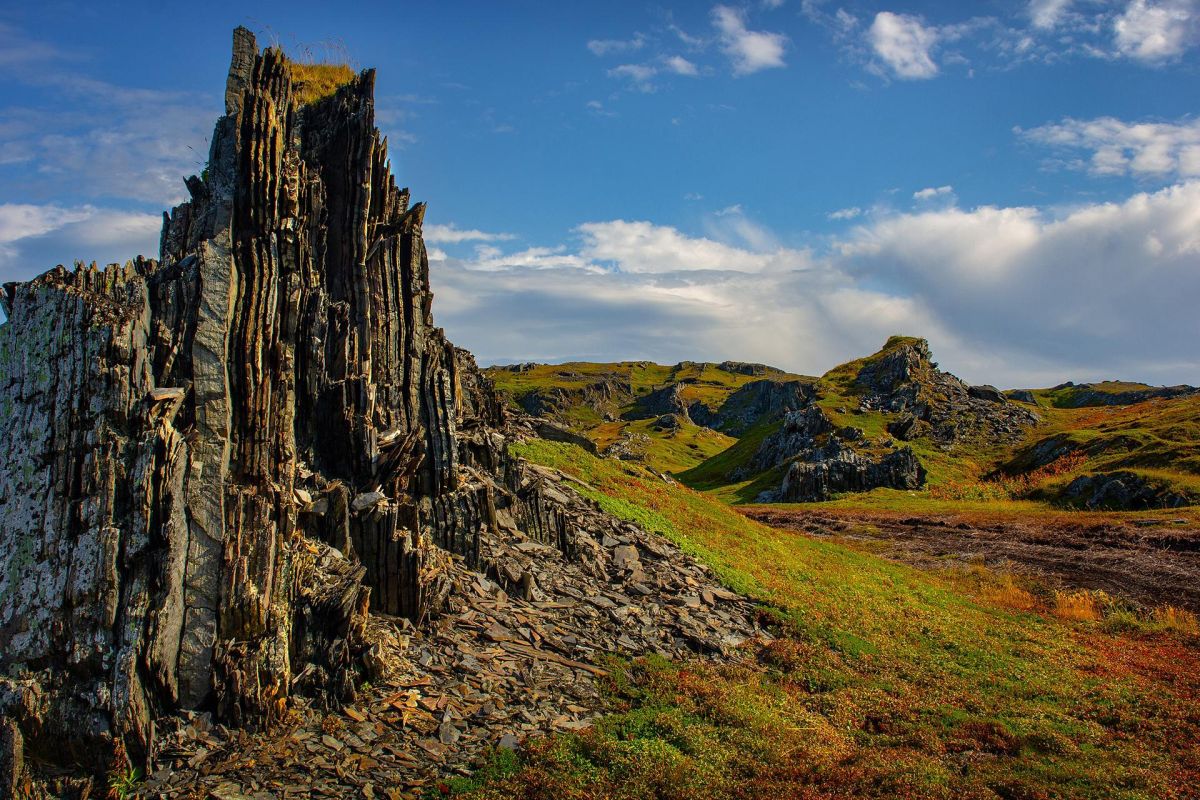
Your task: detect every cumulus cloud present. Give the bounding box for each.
[12,186,1200,386]
[1029,0,1074,29]
[1114,0,1200,62]
[0,73,216,206]
[869,12,940,79]
[607,63,659,91]
[913,185,956,203]
[664,55,700,76]
[835,182,1200,380]
[712,6,789,75]
[576,219,808,273]
[424,183,1200,387]
[1020,116,1200,180]
[587,34,647,56]
[423,223,516,244]
[0,203,161,286]
[828,207,863,220]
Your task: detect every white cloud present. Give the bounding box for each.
[1029,0,1074,29]
[664,55,700,76]
[834,183,1200,380]
[913,185,956,201]
[828,206,863,220]
[1021,116,1200,180]
[712,6,789,75]
[0,203,161,286]
[869,12,940,79]
[451,243,596,273]
[425,182,1200,386]
[608,63,659,91]
[805,0,1197,80]
[0,75,216,206]
[1114,0,1200,62]
[586,100,618,117]
[0,22,69,68]
[423,223,516,244]
[14,188,1200,387]
[0,203,92,244]
[587,34,647,56]
[577,219,808,273]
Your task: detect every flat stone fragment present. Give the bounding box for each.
[351,491,389,514]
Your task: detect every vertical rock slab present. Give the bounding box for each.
[0,261,182,767]
[0,26,525,779]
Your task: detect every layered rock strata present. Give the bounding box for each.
[0,28,631,782]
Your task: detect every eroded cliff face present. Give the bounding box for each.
[0,28,528,780]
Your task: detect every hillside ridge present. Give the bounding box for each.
[487,336,1199,510]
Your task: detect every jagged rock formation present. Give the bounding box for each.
[625,382,694,423]
[1064,472,1193,511]
[737,338,1038,502]
[778,445,925,502]
[714,361,783,377]
[855,338,1038,447]
[745,406,925,501]
[0,29,681,786]
[490,361,815,439]
[139,452,765,795]
[743,406,835,475]
[690,378,815,435]
[516,375,632,421]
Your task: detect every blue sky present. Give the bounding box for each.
[1,0,1198,386]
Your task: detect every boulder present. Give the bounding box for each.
[968,385,1007,403]
[780,445,926,502]
[1064,473,1192,511]
[534,420,599,454]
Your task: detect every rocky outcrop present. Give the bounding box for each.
[135,455,765,795]
[0,29,694,785]
[1064,472,1193,511]
[742,403,926,500]
[625,382,693,423]
[1006,389,1039,405]
[772,444,925,502]
[695,378,815,435]
[1044,381,1199,408]
[968,384,1006,403]
[856,338,1038,447]
[517,376,632,421]
[855,337,933,400]
[715,360,786,377]
[743,406,834,475]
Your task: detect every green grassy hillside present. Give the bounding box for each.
[486,360,811,473]
[452,441,1200,799]
[997,394,1200,503]
[488,339,1199,513]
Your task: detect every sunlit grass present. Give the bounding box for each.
[456,440,1200,799]
[286,61,356,105]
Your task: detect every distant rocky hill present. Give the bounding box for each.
[1012,380,1200,408]
[490,360,813,434]
[489,336,1199,509]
